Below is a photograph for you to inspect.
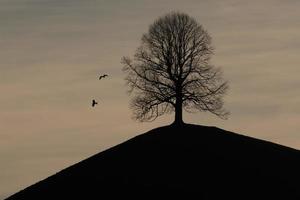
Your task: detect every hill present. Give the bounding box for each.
[6,124,300,199]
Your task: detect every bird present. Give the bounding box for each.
[99,74,108,80]
[92,99,98,107]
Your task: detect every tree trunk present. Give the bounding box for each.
[174,97,183,125]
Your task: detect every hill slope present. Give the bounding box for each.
[6,124,300,199]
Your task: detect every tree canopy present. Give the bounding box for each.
[122,12,229,124]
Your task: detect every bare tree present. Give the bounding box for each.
[122,12,229,125]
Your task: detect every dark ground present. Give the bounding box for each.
[6,124,300,199]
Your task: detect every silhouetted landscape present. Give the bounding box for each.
[6,124,300,199]
[2,2,300,200]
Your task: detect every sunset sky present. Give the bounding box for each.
[1,0,300,198]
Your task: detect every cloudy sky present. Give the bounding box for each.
[1,0,300,198]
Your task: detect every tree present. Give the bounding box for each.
[122,12,229,125]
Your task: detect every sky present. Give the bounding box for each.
[1,0,300,198]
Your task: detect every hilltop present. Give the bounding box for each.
[6,124,300,199]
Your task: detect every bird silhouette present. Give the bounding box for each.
[99,74,108,80]
[92,99,98,107]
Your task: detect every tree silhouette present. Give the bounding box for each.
[122,12,229,125]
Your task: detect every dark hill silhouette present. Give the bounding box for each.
[6,124,300,199]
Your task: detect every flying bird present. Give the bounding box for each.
[99,74,108,80]
[92,99,98,107]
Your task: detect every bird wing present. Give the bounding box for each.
[99,74,108,79]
